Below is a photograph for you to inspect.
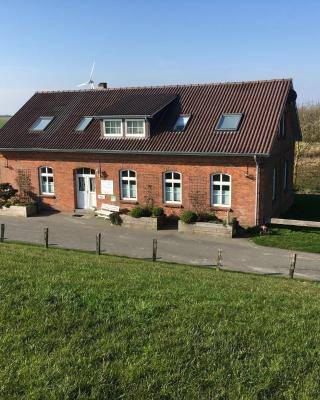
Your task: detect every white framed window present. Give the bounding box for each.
[284,161,288,191]
[211,173,231,207]
[120,170,137,200]
[104,119,123,136]
[216,114,242,131]
[126,119,145,136]
[164,172,182,203]
[39,166,54,195]
[31,117,54,131]
[272,167,277,201]
[173,115,190,131]
[76,117,93,132]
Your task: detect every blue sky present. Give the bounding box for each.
[1,0,320,114]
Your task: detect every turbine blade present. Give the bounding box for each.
[89,61,95,80]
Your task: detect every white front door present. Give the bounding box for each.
[76,168,97,209]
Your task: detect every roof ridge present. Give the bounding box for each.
[35,78,293,94]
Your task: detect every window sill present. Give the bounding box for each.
[211,206,231,212]
[164,203,183,209]
[120,200,138,205]
[40,194,56,199]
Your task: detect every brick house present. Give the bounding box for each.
[0,79,301,226]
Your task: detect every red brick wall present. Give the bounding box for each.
[257,103,296,223]
[0,152,258,226]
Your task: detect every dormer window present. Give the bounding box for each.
[173,115,190,131]
[30,117,54,131]
[216,113,242,131]
[76,117,93,132]
[126,119,145,136]
[104,119,123,137]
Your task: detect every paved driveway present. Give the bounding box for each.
[1,212,319,280]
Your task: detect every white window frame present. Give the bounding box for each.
[39,166,54,195]
[163,171,182,204]
[125,119,145,137]
[272,167,277,201]
[211,173,231,207]
[120,170,137,200]
[103,119,123,137]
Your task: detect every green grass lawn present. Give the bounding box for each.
[1,244,320,399]
[251,194,320,253]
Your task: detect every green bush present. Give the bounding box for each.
[152,206,164,217]
[109,212,122,226]
[142,207,152,217]
[180,210,197,224]
[0,183,17,201]
[129,207,145,218]
[197,212,217,222]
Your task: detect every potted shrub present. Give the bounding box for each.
[121,205,164,230]
[0,183,37,217]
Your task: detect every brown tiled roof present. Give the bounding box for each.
[0,79,297,156]
[97,92,177,117]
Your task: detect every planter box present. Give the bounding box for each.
[0,204,37,217]
[178,220,234,238]
[120,214,164,231]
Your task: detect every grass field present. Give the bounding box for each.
[1,243,320,399]
[0,116,10,128]
[251,194,320,253]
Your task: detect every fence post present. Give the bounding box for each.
[216,248,223,270]
[289,253,297,279]
[96,233,101,255]
[0,224,5,242]
[44,227,49,248]
[152,239,157,262]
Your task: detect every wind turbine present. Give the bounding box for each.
[77,61,95,89]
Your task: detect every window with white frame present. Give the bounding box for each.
[120,170,137,200]
[284,160,288,191]
[272,167,277,201]
[39,166,54,195]
[164,172,182,203]
[104,119,122,136]
[211,173,231,206]
[126,120,145,136]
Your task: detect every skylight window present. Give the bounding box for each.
[173,115,190,131]
[30,117,54,131]
[216,113,242,131]
[76,117,93,132]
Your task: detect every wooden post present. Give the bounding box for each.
[216,249,223,270]
[0,224,5,242]
[152,239,157,262]
[96,233,101,255]
[44,227,49,248]
[289,253,297,279]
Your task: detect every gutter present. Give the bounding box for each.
[0,147,270,158]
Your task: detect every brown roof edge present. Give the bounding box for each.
[0,147,270,157]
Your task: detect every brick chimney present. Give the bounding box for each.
[98,82,108,90]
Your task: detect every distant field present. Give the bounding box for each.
[295,143,320,193]
[0,116,10,128]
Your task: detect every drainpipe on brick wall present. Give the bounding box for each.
[254,155,260,226]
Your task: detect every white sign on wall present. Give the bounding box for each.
[101,180,114,195]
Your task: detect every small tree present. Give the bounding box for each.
[0,183,18,201]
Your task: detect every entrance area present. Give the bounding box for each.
[76,168,97,209]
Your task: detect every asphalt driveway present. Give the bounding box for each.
[0,212,319,280]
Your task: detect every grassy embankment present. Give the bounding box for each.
[1,243,320,399]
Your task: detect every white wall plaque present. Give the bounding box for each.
[97,194,105,199]
[101,180,114,195]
